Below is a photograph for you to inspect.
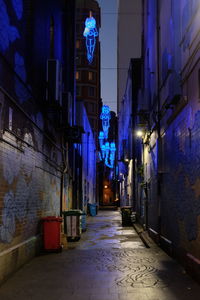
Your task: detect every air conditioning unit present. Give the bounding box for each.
[46,59,62,104]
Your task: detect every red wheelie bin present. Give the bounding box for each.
[41,216,62,252]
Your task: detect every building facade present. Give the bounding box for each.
[117,0,142,207]
[118,0,200,280]
[76,102,96,211]
[0,0,97,283]
[75,0,101,140]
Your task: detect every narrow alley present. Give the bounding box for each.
[0,210,200,300]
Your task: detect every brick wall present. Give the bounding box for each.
[142,0,200,279]
[0,88,64,282]
[0,0,72,284]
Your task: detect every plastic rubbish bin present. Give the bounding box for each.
[62,210,82,241]
[81,212,87,232]
[41,216,62,252]
[88,203,97,216]
[121,206,132,226]
[131,211,136,223]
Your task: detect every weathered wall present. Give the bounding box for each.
[0,101,62,283]
[142,0,200,276]
[77,102,96,212]
[0,0,72,283]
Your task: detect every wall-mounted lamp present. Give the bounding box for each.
[136,130,144,137]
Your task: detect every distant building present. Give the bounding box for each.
[117,59,142,207]
[76,0,101,140]
[117,0,142,113]
[98,110,118,206]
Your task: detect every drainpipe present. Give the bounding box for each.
[60,139,67,216]
[156,0,161,242]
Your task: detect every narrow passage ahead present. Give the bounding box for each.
[0,210,200,300]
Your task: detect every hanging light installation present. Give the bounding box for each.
[83,11,98,64]
[98,105,116,169]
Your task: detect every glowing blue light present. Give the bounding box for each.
[83,14,98,64]
[100,105,111,139]
[98,131,104,147]
[101,144,106,159]
[109,142,116,168]
[100,105,111,119]
[98,105,116,169]
[105,142,110,155]
[98,131,104,139]
[98,151,102,161]
[110,142,116,152]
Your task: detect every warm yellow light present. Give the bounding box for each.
[136,130,143,137]
[104,185,108,189]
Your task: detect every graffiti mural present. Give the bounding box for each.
[3,149,21,185]
[0,191,16,243]
[15,175,29,220]
[1,139,61,244]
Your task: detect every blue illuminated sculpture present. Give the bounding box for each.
[83,11,98,64]
[98,131,104,148]
[100,105,111,139]
[98,105,116,169]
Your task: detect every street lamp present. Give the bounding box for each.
[136,130,144,137]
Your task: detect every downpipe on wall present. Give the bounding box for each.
[156,0,162,243]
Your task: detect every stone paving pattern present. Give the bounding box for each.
[0,210,200,299]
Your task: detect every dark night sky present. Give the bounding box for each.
[97,0,118,112]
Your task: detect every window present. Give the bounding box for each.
[88,72,93,81]
[50,16,55,57]
[76,86,81,96]
[76,23,81,33]
[76,56,81,65]
[76,71,80,80]
[88,87,95,97]
[76,40,80,49]
[9,107,13,131]
[87,102,96,113]
[88,72,96,81]
[67,92,73,126]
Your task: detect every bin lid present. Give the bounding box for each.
[62,210,82,216]
[41,216,62,222]
[120,206,132,210]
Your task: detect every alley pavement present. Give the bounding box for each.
[0,210,200,300]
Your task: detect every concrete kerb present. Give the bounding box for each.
[133,223,157,249]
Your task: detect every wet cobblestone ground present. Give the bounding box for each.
[0,210,200,299]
